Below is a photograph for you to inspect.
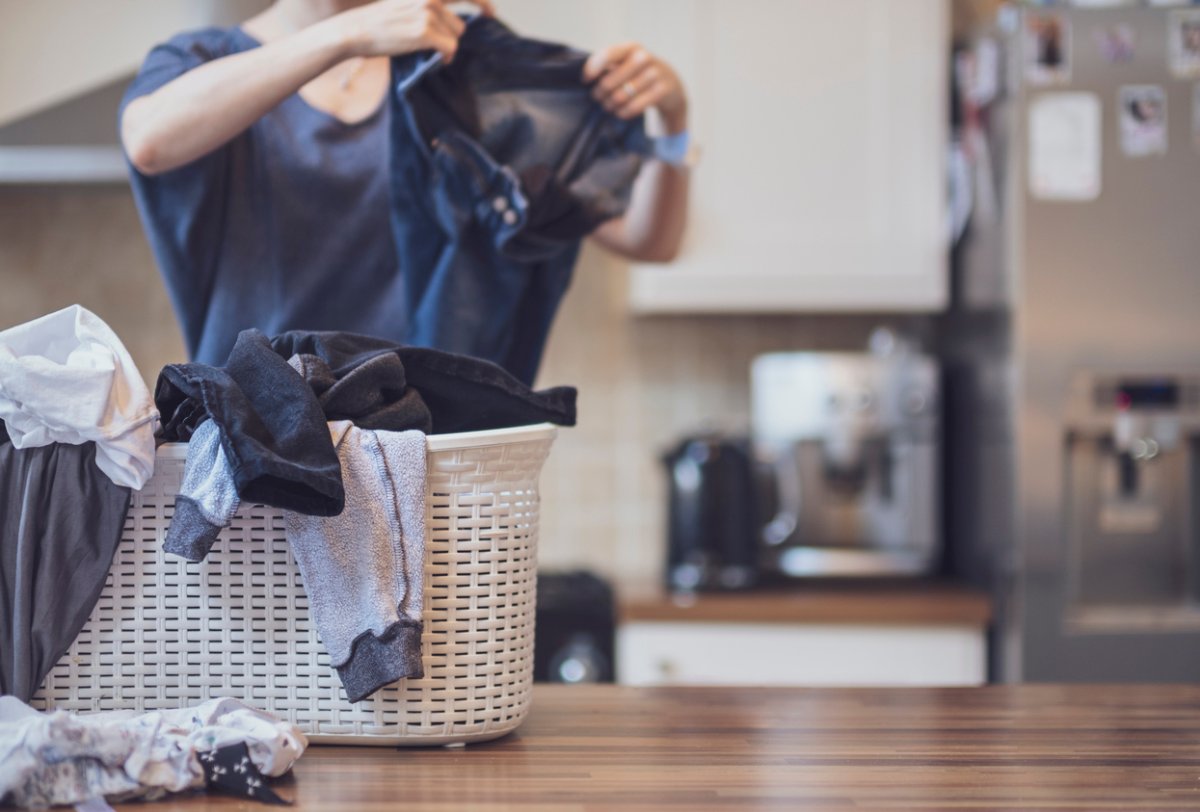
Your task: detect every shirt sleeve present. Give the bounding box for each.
[122,29,222,107]
[121,29,236,358]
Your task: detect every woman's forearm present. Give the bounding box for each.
[121,18,351,175]
[592,159,690,263]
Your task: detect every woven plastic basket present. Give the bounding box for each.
[32,423,556,746]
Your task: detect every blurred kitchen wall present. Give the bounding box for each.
[0,0,266,376]
[953,0,1005,37]
[0,1,267,124]
[534,250,927,580]
[0,188,185,378]
[0,182,919,582]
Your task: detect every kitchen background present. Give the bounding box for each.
[7,0,1199,687]
[1,0,960,582]
[0,189,915,581]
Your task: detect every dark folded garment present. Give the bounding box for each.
[156,329,575,522]
[156,329,344,516]
[286,351,433,434]
[269,330,577,434]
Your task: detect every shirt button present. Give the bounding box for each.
[492,196,508,213]
[502,209,518,226]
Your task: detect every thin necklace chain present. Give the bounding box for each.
[337,57,368,90]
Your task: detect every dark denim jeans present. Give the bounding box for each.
[390,15,652,384]
[156,329,346,515]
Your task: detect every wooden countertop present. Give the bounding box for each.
[618,581,993,626]
[122,684,1200,810]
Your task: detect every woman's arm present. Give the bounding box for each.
[121,0,471,176]
[591,149,690,264]
[583,43,690,263]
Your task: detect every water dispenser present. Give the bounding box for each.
[1064,374,1200,627]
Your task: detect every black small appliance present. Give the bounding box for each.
[662,435,760,591]
[534,571,615,683]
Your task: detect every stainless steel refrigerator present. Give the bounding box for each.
[951,5,1200,682]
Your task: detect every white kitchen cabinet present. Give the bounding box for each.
[499,0,949,313]
[628,0,949,313]
[617,621,986,687]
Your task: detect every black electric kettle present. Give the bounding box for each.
[662,434,760,592]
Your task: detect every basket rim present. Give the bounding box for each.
[154,422,558,459]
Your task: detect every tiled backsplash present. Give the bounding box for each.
[0,188,185,374]
[535,249,931,582]
[1,187,925,583]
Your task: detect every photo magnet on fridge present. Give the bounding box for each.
[1024,12,1071,86]
[1119,85,1168,157]
[1170,10,1200,79]
[1028,93,1102,202]
[1095,24,1135,64]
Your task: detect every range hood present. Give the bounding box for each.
[0,80,130,184]
[0,0,266,184]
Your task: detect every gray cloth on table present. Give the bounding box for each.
[0,421,131,702]
[163,419,428,702]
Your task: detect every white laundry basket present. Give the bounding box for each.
[32,423,556,746]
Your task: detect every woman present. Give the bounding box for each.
[120,0,690,372]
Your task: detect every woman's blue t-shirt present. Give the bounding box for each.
[123,27,405,366]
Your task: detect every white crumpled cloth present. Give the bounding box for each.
[0,697,307,808]
[0,305,158,490]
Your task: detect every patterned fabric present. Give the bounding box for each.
[0,697,305,808]
[200,742,290,805]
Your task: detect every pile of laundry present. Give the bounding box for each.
[0,306,576,808]
[156,328,576,702]
[0,306,159,704]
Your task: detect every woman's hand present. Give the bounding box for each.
[582,43,688,134]
[335,0,494,63]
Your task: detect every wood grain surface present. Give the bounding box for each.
[618,582,993,626]
[109,683,1200,810]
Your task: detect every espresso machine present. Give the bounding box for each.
[751,345,941,578]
